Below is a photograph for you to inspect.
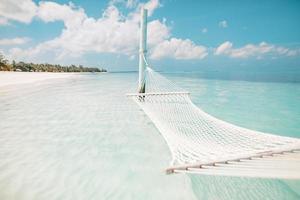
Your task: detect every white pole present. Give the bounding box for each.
[138,8,147,93]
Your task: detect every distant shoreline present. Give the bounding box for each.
[0,71,107,73]
[0,54,107,73]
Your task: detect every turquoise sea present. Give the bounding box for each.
[0,69,299,200]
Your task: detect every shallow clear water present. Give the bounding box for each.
[0,72,299,199]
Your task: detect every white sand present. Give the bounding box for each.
[0,72,74,87]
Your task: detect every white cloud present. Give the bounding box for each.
[215,41,299,58]
[215,41,232,55]
[126,0,138,8]
[109,0,139,9]
[38,4,139,56]
[150,38,207,60]
[219,20,228,28]
[5,0,207,63]
[148,20,170,45]
[5,1,142,61]
[201,28,208,33]
[7,40,60,62]
[143,0,160,16]
[0,0,37,24]
[0,37,30,46]
[37,2,87,29]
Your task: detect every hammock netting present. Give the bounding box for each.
[128,67,300,179]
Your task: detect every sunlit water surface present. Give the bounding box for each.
[0,71,299,200]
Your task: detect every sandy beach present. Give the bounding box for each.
[0,72,74,87]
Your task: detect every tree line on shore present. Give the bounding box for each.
[0,54,107,73]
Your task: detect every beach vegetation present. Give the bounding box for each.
[0,53,107,73]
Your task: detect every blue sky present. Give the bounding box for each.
[0,0,300,71]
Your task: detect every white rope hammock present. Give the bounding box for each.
[128,63,300,179]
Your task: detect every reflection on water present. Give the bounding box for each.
[0,74,196,200]
[190,175,300,200]
[0,72,300,199]
[166,73,300,138]
[163,65,300,83]
[167,71,300,200]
